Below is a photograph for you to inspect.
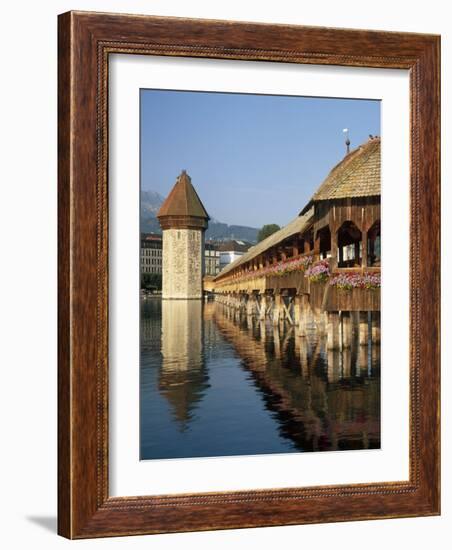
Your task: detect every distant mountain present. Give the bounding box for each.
[204,222,258,243]
[141,190,164,216]
[141,189,259,243]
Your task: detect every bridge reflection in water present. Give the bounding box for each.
[140,298,380,460]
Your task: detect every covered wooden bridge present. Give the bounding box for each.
[212,137,381,350]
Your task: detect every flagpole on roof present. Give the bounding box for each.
[343,128,350,155]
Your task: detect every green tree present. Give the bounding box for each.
[257,224,280,242]
[141,272,162,291]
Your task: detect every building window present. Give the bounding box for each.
[317,225,332,259]
[367,220,381,266]
[337,221,362,268]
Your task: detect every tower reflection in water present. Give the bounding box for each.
[159,300,209,428]
[140,298,380,460]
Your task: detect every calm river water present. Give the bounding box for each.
[140,298,380,460]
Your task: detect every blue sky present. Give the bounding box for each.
[141,90,380,228]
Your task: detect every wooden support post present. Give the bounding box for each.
[255,293,261,315]
[341,311,352,349]
[246,295,254,316]
[359,311,369,345]
[371,338,380,367]
[358,345,369,375]
[342,348,352,378]
[297,336,309,376]
[327,350,341,381]
[327,311,340,350]
[273,324,281,358]
[273,292,281,326]
[293,294,301,326]
[351,311,359,333]
[233,305,239,322]
[371,311,381,344]
[297,294,309,337]
[314,309,327,334]
[266,300,273,316]
[322,311,328,334]
[314,233,320,255]
[257,294,264,320]
[260,294,268,320]
[312,309,318,330]
[362,230,368,268]
[282,296,294,325]
[330,225,338,270]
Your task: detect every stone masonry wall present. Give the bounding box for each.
[162,228,204,299]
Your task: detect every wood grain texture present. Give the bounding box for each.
[57,10,440,539]
[57,10,72,538]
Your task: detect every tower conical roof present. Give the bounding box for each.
[157,171,210,220]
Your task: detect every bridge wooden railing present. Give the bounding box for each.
[214,251,317,290]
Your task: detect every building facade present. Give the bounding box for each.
[218,240,252,270]
[140,233,163,274]
[204,242,220,276]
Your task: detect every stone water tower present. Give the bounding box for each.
[157,171,210,299]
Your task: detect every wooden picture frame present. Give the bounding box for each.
[58,11,440,539]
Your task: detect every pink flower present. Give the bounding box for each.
[305,259,330,282]
[329,272,380,290]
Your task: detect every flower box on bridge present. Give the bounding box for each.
[322,284,380,312]
[264,272,310,294]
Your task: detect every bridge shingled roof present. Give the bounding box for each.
[213,208,314,280]
[300,136,381,214]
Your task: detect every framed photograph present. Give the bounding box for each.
[58,11,440,538]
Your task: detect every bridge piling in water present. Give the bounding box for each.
[359,311,369,346]
[272,292,281,326]
[258,294,267,320]
[246,295,255,317]
[341,311,352,349]
[327,311,340,350]
[371,312,381,344]
[213,285,379,351]
[296,294,310,337]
